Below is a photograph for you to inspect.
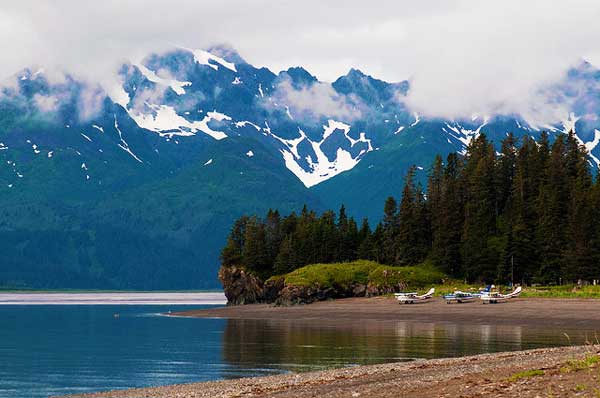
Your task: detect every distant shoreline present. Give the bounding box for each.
[0,292,226,305]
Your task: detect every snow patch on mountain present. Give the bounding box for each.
[271,120,373,188]
[114,115,143,163]
[136,63,191,95]
[235,121,261,130]
[444,120,488,151]
[126,105,229,140]
[410,112,420,127]
[188,49,237,72]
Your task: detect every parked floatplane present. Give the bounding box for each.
[396,285,522,305]
[442,291,479,304]
[443,285,493,304]
[480,286,522,304]
[395,288,435,304]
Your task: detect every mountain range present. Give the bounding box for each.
[1,45,599,289]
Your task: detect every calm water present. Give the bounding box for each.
[1,301,597,398]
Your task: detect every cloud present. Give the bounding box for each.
[266,77,363,121]
[77,85,105,121]
[33,93,59,113]
[0,1,599,122]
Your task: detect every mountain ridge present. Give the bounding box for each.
[1,45,599,289]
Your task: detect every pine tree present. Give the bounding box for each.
[265,209,282,265]
[536,136,569,283]
[357,218,375,260]
[274,235,298,275]
[396,166,428,265]
[336,205,351,261]
[496,133,517,215]
[461,134,498,281]
[243,217,270,274]
[220,216,249,266]
[381,196,398,264]
[438,153,464,276]
[428,155,445,266]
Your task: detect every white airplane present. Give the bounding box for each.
[443,291,480,304]
[395,287,435,304]
[480,286,522,304]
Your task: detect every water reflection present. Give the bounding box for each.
[2,305,597,398]
[221,318,591,374]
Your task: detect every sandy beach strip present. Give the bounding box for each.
[64,345,600,398]
[176,296,600,329]
[0,292,226,305]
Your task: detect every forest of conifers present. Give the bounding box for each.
[221,131,600,284]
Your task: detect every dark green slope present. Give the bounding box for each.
[0,128,321,289]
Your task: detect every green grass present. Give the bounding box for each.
[272,260,600,299]
[277,260,445,290]
[560,355,600,373]
[506,369,545,382]
[521,285,600,299]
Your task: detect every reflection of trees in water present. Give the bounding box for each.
[222,319,586,374]
[222,319,410,373]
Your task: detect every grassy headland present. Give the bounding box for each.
[271,260,445,290]
[264,260,600,300]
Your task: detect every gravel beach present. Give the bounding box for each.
[66,345,600,398]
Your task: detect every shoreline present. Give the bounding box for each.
[65,345,600,398]
[61,297,600,397]
[174,296,600,329]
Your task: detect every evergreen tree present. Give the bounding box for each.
[381,196,398,264]
[396,166,428,265]
[536,136,569,283]
[496,133,517,215]
[220,216,249,266]
[428,155,445,265]
[274,235,298,275]
[462,134,498,281]
[357,218,375,260]
[243,217,270,274]
[438,153,464,275]
[265,209,282,265]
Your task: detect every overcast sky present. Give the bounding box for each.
[1,1,600,120]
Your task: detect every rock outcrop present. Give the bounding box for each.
[219,262,430,306]
[218,265,266,305]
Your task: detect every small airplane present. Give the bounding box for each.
[480,286,522,304]
[442,291,479,304]
[395,287,435,304]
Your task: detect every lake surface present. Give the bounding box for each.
[1,294,596,398]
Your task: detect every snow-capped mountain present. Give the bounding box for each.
[1,45,599,289]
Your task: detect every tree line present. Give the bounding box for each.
[221,131,600,284]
